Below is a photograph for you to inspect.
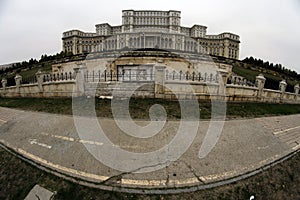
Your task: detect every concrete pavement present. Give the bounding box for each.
[0,106,299,194]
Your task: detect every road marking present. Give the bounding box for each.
[28,139,52,149]
[41,132,103,146]
[292,144,300,150]
[273,125,300,135]
[257,145,269,150]
[41,132,75,142]
[0,139,109,182]
[0,118,7,123]
[79,139,103,146]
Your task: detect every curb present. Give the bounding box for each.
[0,141,299,194]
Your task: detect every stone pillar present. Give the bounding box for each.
[73,63,86,97]
[154,60,166,98]
[294,84,299,94]
[279,80,287,100]
[294,84,299,100]
[14,74,22,93]
[35,70,44,92]
[1,78,7,90]
[256,74,266,98]
[217,69,229,97]
[78,63,87,82]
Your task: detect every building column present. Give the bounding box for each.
[79,41,83,54]
[72,37,77,54]
[172,35,176,49]
[182,36,185,51]
[116,35,120,49]
[223,40,230,58]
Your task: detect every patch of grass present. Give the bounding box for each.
[232,65,260,82]
[226,102,300,119]
[0,98,73,115]
[19,64,52,78]
[0,97,300,120]
[232,64,299,92]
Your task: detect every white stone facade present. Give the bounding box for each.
[62,10,240,59]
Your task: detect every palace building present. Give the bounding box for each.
[62,10,240,59]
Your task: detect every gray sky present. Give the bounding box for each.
[0,0,300,73]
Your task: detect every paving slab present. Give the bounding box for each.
[24,184,55,200]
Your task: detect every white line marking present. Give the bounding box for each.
[257,145,269,150]
[0,118,7,123]
[41,132,75,142]
[28,139,52,149]
[41,132,103,146]
[273,126,300,135]
[79,139,103,146]
[292,144,300,150]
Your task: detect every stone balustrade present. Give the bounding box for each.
[0,70,299,104]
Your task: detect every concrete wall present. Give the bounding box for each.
[84,81,300,104]
[52,52,233,77]
[85,81,155,98]
[226,85,258,102]
[0,81,76,98]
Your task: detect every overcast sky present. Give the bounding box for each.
[0,0,300,72]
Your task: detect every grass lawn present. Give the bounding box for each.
[0,97,300,120]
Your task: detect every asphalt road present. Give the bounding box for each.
[0,106,299,193]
